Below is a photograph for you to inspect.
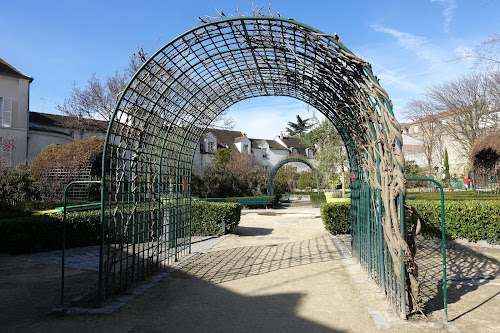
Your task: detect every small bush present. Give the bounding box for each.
[310,193,326,208]
[0,164,40,210]
[408,200,500,244]
[320,202,350,234]
[191,201,241,236]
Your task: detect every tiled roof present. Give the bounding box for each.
[0,57,33,82]
[279,136,308,149]
[202,128,289,152]
[203,128,245,151]
[29,112,109,132]
[250,139,286,150]
[266,140,287,150]
[402,144,423,151]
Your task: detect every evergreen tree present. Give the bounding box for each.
[444,148,450,181]
[285,115,312,136]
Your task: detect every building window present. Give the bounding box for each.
[262,147,267,157]
[208,141,215,152]
[262,165,269,172]
[413,125,419,134]
[243,144,249,153]
[0,97,13,128]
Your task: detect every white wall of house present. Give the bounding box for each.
[202,133,217,154]
[0,74,30,166]
[251,140,288,173]
[236,135,252,153]
[401,133,426,168]
[192,132,220,175]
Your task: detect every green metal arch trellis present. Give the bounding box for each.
[99,15,415,316]
[267,157,320,195]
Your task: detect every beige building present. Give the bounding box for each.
[401,106,500,176]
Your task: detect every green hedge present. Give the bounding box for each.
[0,210,100,254]
[408,200,500,244]
[320,202,351,234]
[407,191,500,201]
[310,193,326,208]
[319,199,500,244]
[1,200,244,253]
[191,201,242,236]
[202,195,281,209]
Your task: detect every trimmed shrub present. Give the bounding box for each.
[320,202,350,234]
[0,164,40,210]
[310,193,326,208]
[191,201,241,236]
[407,191,500,201]
[0,210,100,254]
[408,200,500,244]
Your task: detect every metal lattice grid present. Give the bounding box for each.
[267,157,320,195]
[100,16,412,314]
[41,163,93,201]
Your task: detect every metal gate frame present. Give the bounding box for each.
[267,157,320,195]
[98,14,410,314]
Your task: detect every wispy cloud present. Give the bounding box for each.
[227,97,322,139]
[431,0,457,32]
[364,24,471,119]
[370,24,445,68]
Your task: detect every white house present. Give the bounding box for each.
[274,133,316,172]
[0,57,32,167]
[191,128,316,175]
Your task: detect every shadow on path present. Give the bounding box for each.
[416,238,500,321]
[172,235,338,284]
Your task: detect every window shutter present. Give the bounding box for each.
[2,98,12,127]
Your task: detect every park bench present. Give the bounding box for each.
[238,197,272,208]
[203,198,227,202]
[54,202,101,212]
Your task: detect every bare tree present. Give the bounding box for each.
[57,47,235,128]
[425,72,498,157]
[228,151,261,177]
[405,99,445,177]
[460,33,500,70]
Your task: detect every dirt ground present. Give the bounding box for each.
[0,205,499,332]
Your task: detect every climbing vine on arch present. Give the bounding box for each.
[100,9,421,314]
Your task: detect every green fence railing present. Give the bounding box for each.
[407,177,448,322]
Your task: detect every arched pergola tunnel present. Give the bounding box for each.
[267,157,320,195]
[100,16,418,315]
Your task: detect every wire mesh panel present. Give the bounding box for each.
[473,167,499,193]
[41,163,92,201]
[100,16,410,313]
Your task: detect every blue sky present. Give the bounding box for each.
[1,0,499,138]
